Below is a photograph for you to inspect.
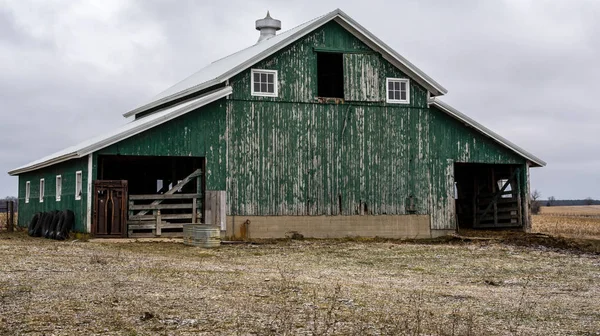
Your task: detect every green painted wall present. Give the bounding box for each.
[17,158,88,232]
[225,20,525,230]
[230,21,429,108]
[14,20,529,233]
[96,100,227,190]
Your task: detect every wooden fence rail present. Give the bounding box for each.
[127,194,201,238]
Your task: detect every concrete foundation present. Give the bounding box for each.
[225,215,436,239]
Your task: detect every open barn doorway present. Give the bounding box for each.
[97,155,205,238]
[454,163,525,230]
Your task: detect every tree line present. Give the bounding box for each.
[530,190,598,214]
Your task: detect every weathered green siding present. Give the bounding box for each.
[225,20,525,230]
[17,158,88,232]
[229,21,429,108]
[96,100,227,190]
[14,20,530,234]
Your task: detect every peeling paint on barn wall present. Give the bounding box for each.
[17,158,88,232]
[225,20,527,230]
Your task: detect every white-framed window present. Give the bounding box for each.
[386,78,410,104]
[39,179,45,203]
[75,171,82,201]
[25,181,30,204]
[56,175,62,201]
[251,69,278,97]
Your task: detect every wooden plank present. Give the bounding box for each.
[129,214,193,221]
[217,191,226,230]
[128,223,184,230]
[128,231,184,238]
[479,214,520,221]
[129,193,201,200]
[134,169,202,216]
[476,168,519,227]
[155,210,161,236]
[192,198,197,224]
[8,201,14,232]
[129,203,193,210]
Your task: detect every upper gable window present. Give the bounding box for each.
[386,78,410,104]
[251,69,278,97]
[317,53,344,98]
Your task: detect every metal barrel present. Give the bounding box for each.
[182,224,221,247]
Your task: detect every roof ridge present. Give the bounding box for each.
[123,8,446,118]
[210,11,331,65]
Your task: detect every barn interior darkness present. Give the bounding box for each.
[98,155,203,195]
[317,52,344,98]
[454,163,523,230]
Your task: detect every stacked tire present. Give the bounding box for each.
[27,210,74,240]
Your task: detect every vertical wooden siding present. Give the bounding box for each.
[17,158,88,232]
[226,21,525,230]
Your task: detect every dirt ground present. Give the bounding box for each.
[1,227,599,336]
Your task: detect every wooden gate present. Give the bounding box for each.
[93,180,128,237]
[474,168,522,228]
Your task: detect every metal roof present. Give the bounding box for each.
[430,98,546,167]
[123,8,448,118]
[8,87,232,176]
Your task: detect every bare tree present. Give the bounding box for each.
[585,197,594,206]
[547,196,556,207]
[531,190,541,215]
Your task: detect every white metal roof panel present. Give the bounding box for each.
[123,8,447,118]
[430,98,546,167]
[9,87,232,175]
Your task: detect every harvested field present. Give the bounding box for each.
[1,231,599,335]
[533,215,600,239]
[533,206,600,239]
[540,205,600,216]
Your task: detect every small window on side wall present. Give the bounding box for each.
[25,181,30,204]
[56,175,62,201]
[75,171,82,201]
[39,179,45,203]
[386,78,410,104]
[251,69,277,97]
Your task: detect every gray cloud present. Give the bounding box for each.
[1,0,598,199]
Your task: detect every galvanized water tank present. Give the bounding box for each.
[183,224,221,248]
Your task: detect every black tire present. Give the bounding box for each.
[56,210,75,240]
[50,212,64,240]
[43,211,58,238]
[28,213,40,236]
[54,212,66,240]
[33,212,46,237]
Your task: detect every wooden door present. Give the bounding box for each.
[93,180,128,238]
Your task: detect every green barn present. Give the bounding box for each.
[9,9,545,239]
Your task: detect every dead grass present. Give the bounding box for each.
[1,231,599,335]
[533,215,600,239]
[540,205,600,216]
[0,212,17,230]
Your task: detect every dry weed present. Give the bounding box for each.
[533,215,600,238]
[1,232,598,335]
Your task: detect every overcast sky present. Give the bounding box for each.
[1,0,598,199]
